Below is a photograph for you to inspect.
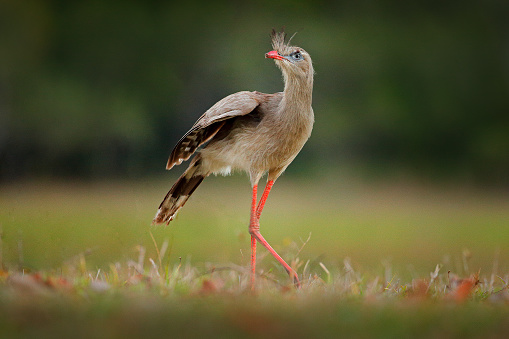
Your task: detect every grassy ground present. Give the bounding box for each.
[1,176,509,338]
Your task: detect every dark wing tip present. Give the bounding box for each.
[165,159,175,170]
[166,151,187,170]
[165,152,181,170]
[165,121,227,171]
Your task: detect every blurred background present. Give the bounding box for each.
[1,0,508,185]
[1,0,508,275]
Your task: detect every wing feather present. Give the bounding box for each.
[166,91,262,170]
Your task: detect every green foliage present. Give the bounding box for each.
[0,0,508,184]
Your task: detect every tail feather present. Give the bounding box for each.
[153,157,205,224]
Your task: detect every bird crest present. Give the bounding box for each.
[271,28,297,55]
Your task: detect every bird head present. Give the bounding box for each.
[265,29,314,84]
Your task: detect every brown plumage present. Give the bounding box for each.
[153,30,314,287]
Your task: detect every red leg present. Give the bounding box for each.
[255,180,274,220]
[250,230,300,286]
[250,185,258,290]
[249,180,300,288]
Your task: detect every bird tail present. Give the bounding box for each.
[153,156,205,225]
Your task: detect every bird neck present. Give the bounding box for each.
[282,72,313,112]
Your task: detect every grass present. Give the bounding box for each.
[1,176,509,338]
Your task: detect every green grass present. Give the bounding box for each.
[2,176,508,275]
[1,177,509,338]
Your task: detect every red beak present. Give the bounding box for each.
[265,50,285,60]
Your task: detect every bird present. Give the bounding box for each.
[153,30,314,288]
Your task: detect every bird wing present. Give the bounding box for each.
[166,91,263,170]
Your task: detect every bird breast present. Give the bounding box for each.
[199,104,313,177]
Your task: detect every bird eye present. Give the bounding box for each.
[292,51,303,61]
